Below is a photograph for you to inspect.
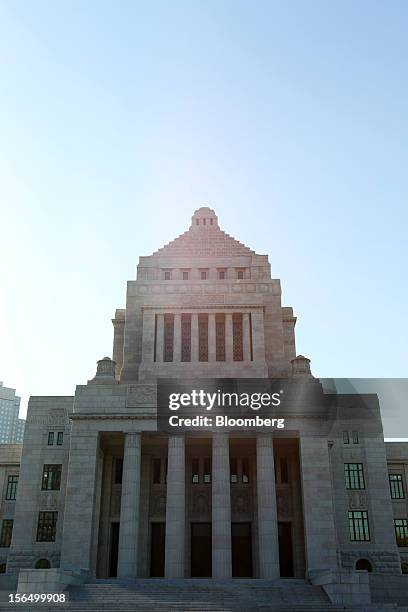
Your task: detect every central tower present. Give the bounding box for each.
[114,207,297,381]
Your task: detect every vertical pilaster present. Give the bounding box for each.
[173,314,182,362]
[251,310,266,362]
[225,314,233,362]
[243,313,251,361]
[191,313,199,362]
[60,428,99,571]
[212,433,232,578]
[300,436,337,572]
[165,436,185,577]
[156,314,164,362]
[141,310,155,363]
[257,435,279,578]
[117,433,142,578]
[208,313,216,362]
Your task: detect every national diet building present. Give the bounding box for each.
[1,207,408,609]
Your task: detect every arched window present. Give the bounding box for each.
[35,558,51,569]
[355,558,372,572]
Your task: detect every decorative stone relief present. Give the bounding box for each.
[348,491,368,509]
[277,487,292,516]
[231,488,252,518]
[127,385,157,407]
[40,493,59,511]
[192,489,210,517]
[150,491,166,517]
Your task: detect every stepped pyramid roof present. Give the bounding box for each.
[153,207,256,257]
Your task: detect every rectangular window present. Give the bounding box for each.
[5,475,18,500]
[182,270,189,280]
[237,270,244,280]
[198,315,208,362]
[394,519,408,547]
[348,510,370,541]
[242,458,250,484]
[230,458,238,484]
[390,474,405,499]
[114,458,123,484]
[192,458,199,484]
[181,314,191,362]
[280,457,289,484]
[0,520,13,547]
[200,270,208,280]
[218,269,226,280]
[41,464,62,491]
[36,511,57,542]
[164,270,172,280]
[232,313,243,361]
[163,314,174,362]
[343,431,349,444]
[352,431,359,444]
[48,431,54,446]
[203,458,211,484]
[344,463,365,489]
[57,431,64,446]
[152,458,161,484]
[215,314,226,361]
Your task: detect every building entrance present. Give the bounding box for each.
[150,522,165,577]
[109,522,119,577]
[278,521,294,577]
[231,522,252,577]
[191,523,212,577]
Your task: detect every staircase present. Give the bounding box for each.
[0,578,406,611]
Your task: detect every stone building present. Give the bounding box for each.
[1,207,407,606]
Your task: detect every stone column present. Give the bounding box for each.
[117,433,142,578]
[300,436,337,572]
[208,313,216,362]
[212,433,232,578]
[251,310,266,362]
[165,436,185,577]
[256,435,279,578]
[225,314,233,362]
[141,310,155,363]
[243,313,251,361]
[156,314,164,362]
[173,314,181,362]
[60,428,99,571]
[191,313,199,362]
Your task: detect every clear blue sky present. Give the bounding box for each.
[0,1,407,416]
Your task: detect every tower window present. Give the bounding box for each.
[182,270,189,280]
[41,464,62,491]
[237,270,244,280]
[394,519,408,547]
[0,520,13,547]
[343,431,349,444]
[200,270,208,280]
[36,512,57,542]
[48,432,54,446]
[164,315,174,362]
[57,431,64,446]
[390,474,405,499]
[218,269,226,280]
[198,315,208,362]
[5,475,18,500]
[348,510,370,541]
[164,270,172,281]
[344,463,365,489]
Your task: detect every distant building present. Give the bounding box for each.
[0,383,25,444]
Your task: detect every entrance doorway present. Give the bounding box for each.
[278,521,294,577]
[191,523,212,577]
[231,522,252,577]
[109,522,119,577]
[150,523,165,577]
